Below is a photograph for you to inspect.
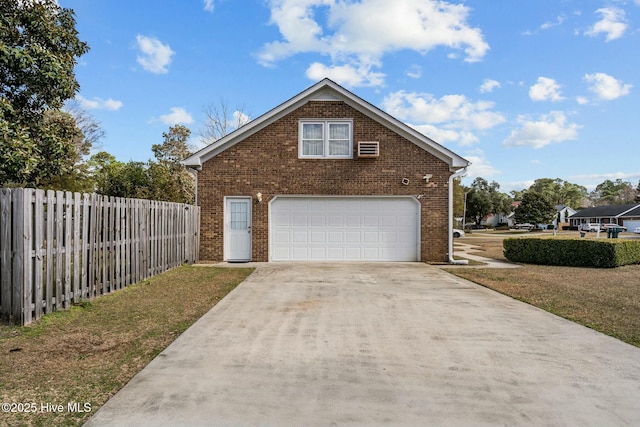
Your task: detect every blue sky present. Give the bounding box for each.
[61,0,639,193]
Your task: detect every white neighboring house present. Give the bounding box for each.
[554,205,577,229]
[569,203,640,230]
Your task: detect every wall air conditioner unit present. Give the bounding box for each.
[357,141,379,158]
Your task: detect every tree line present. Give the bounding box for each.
[456,177,640,228]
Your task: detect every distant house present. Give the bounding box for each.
[480,201,521,228]
[554,205,577,228]
[481,212,511,228]
[569,203,640,230]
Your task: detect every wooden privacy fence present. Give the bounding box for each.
[0,188,200,325]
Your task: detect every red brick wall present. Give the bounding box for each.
[198,101,453,262]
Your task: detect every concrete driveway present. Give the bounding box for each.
[85,263,640,427]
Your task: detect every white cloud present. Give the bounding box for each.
[383,90,505,129]
[382,91,505,147]
[259,0,489,86]
[569,171,640,182]
[203,0,214,12]
[76,95,123,111]
[410,124,477,146]
[529,77,565,102]
[159,107,194,125]
[503,111,580,149]
[585,7,627,41]
[576,96,589,105]
[540,15,566,30]
[306,62,385,87]
[584,72,632,100]
[463,151,501,178]
[406,65,422,79]
[479,79,500,93]
[135,35,175,74]
[232,110,251,127]
[500,180,536,194]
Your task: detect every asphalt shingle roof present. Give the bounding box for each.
[570,203,640,218]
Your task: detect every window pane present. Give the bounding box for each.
[303,123,323,139]
[303,140,324,156]
[329,140,350,155]
[329,123,349,139]
[230,202,247,229]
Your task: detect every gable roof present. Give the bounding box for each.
[183,78,469,171]
[569,203,640,218]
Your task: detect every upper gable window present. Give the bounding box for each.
[299,120,353,159]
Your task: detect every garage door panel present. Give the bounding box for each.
[270,197,419,261]
[364,232,379,243]
[328,232,343,243]
[310,216,326,227]
[292,231,308,243]
[310,247,326,259]
[310,232,325,243]
[328,216,344,227]
[346,232,361,243]
[273,231,290,243]
[346,216,360,227]
[345,248,362,260]
[292,216,308,227]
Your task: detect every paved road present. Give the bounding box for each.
[85,263,640,427]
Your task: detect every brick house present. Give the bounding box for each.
[183,79,469,263]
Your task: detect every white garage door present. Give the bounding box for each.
[623,220,640,231]
[269,196,420,261]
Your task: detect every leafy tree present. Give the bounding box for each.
[88,126,195,203]
[516,178,587,208]
[514,191,556,225]
[465,178,513,225]
[0,0,89,186]
[150,125,194,203]
[452,178,466,222]
[590,179,636,205]
[527,178,587,207]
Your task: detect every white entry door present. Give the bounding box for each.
[224,197,252,262]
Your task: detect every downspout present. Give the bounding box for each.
[449,168,469,265]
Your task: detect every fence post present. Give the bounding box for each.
[0,189,12,322]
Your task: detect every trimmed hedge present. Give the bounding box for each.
[503,238,640,268]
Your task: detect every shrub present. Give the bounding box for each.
[503,238,640,268]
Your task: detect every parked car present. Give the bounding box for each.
[453,228,465,238]
[514,223,534,230]
[579,223,602,232]
[602,224,627,231]
[634,227,640,234]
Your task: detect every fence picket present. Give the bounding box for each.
[21,189,34,324]
[34,190,44,319]
[45,190,54,312]
[1,189,12,323]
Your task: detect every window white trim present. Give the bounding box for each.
[299,119,353,159]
